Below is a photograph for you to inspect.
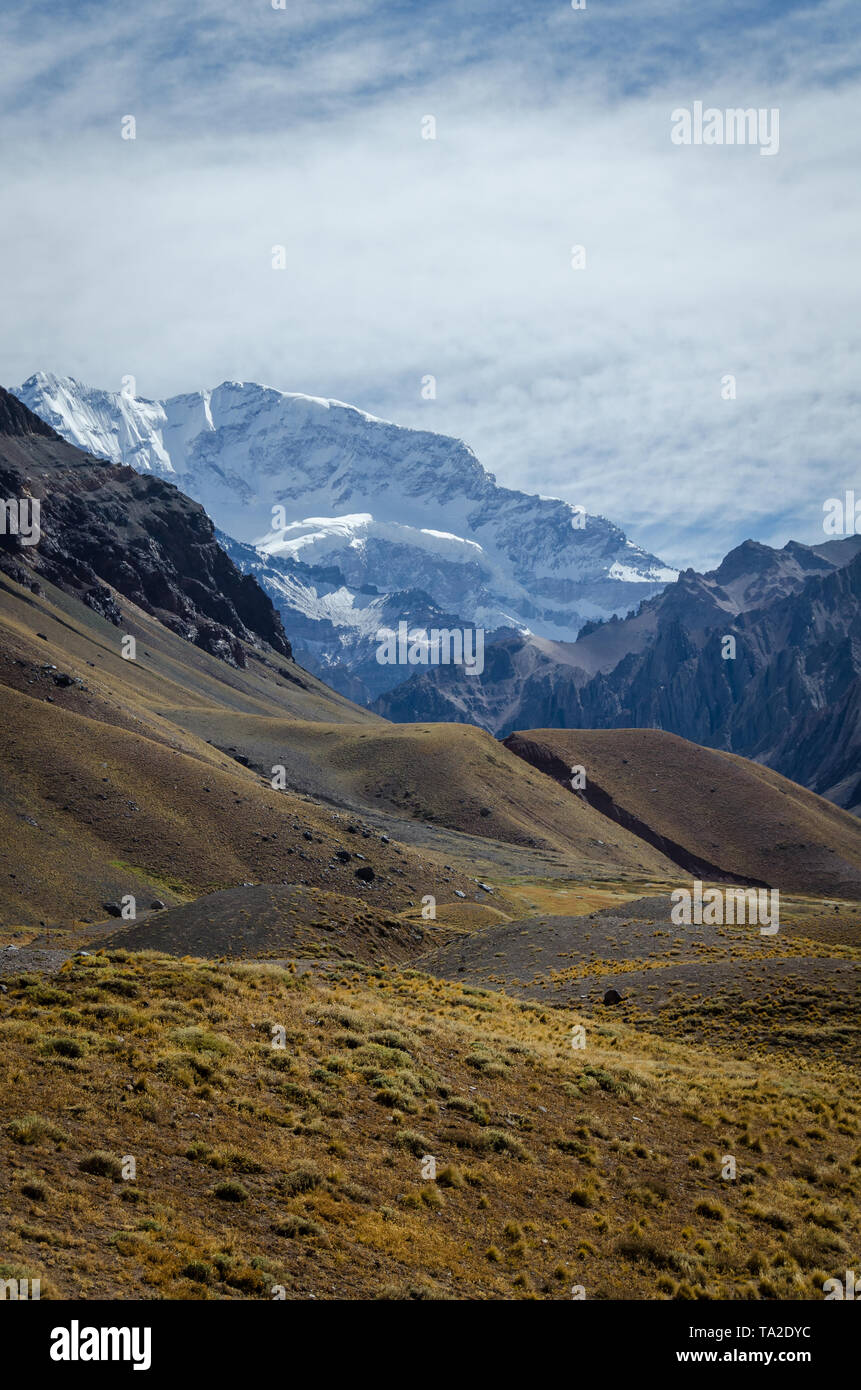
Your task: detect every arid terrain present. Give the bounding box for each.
[1,391,859,1301]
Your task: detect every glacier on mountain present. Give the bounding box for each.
[15,372,676,702]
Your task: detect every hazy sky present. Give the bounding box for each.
[2,0,859,568]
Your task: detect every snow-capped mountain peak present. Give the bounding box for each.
[15,371,676,701]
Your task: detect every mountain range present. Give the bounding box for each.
[13,372,675,701]
[12,372,861,815]
[2,381,860,1305]
[377,536,861,812]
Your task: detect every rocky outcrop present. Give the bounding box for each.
[0,387,291,665]
[0,388,57,438]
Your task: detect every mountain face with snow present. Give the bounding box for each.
[15,373,675,699]
[376,536,861,813]
[0,388,291,666]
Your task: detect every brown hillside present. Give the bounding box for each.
[100,883,451,964]
[163,716,680,878]
[0,571,477,930]
[1,949,858,1301]
[505,729,861,899]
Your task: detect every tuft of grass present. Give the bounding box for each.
[369,1029,414,1054]
[7,1116,68,1147]
[569,1184,598,1209]
[280,1164,324,1197]
[485,1128,530,1159]
[394,1129,432,1157]
[694,1199,726,1221]
[374,1084,419,1113]
[168,1027,232,1055]
[41,1036,87,1059]
[615,1236,682,1271]
[20,1178,49,1202]
[212,1179,249,1203]
[273,1214,325,1239]
[78,1151,123,1180]
[437,1165,465,1188]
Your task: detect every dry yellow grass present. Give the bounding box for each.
[0,949,857,1300]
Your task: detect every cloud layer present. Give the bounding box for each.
[2,0,859,568]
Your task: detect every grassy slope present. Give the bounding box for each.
[509,729,861,899]
[162,716,679,876]
[0,574,477,928]
[0,949,857,1300]
[0,565,381,733]
[418,891,861,1063]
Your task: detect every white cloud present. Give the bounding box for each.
[2,0,860,570]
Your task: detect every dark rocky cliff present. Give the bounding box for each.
[0,386,291,666]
